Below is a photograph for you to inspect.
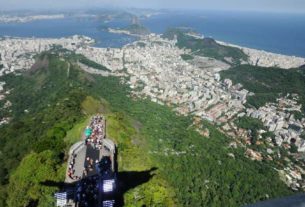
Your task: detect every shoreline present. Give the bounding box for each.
[1,31,305,70]
[107,28,305,69]
[106,25,305,69]
[217,40,305,69]
[0,14,65,24]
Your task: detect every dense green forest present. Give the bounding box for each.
[0,55,87,206]
[163,28,248,64]
[79,57,111,72]
[0,54,294,207]
[220,64,305,111]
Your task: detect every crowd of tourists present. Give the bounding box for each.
[67,154,81,180]
[75,175,100,207]
[62,115,117,206]
[85,115,105,149]
[82,156,100,177]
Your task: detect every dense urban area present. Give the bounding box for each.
[0,12,305,207]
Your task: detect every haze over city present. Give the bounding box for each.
[1,0,305,13]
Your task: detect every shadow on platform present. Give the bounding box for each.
[41,167,157,207]
[40,180,75,189]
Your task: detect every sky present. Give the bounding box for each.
[0,0,305,13]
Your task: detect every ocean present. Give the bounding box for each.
[0,17,137,48]
[143,11,305,57]
[0,11,305,57]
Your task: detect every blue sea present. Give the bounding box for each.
[0,11,305,57]
[142,11,305,57]
[0,17,137,48]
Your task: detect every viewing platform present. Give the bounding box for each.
[55,115,117,207]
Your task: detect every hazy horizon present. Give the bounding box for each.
[0,0,305,14]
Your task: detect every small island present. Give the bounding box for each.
[108,16,150,36]
[108,23,150,36]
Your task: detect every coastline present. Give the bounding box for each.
[108,27,305,69]
[0,14,65,24]
[217,40,305,69]
[1,32,305,72]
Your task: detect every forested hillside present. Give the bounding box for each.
[163,28,248,65]
[220,64,305,112]
[0,54,293,207]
